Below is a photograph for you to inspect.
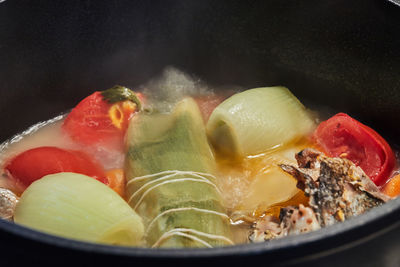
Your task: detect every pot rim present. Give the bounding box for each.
[1,194,400,259]
[387,0,400,7]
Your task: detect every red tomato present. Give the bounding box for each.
[194,92,233,122]
[313,113,395,186]
[62,89,141,150]
[5,146,108,188]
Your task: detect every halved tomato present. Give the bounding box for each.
[5,146,108,188]
[313,113,395,186]
[62,86,142,150]
[194,91,234,123]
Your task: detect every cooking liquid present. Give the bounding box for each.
[1,109,397,247]
[215,139,316,244]
[0,116,125,195]
[0,112,313,245]
[2,67,397,247]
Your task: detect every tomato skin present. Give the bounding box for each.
[62,91,139,150]
[194,92,234,123]
[194,94,226,123]
[5,147,107,188]
[63,92,121,148]
[313,113,395,186]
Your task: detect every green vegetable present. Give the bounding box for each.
[101,85,142,110]
[125,98,233,248]
[207,87,315,157]
[14,172,144,246]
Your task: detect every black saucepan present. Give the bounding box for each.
[1,0,400,266]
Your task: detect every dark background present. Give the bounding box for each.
[1,0,400,141]
[1,0,400,266]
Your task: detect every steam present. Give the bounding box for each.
[140,67,211,112]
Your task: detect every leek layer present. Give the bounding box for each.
[125,98,233,248]
[207,87,315,157]
[14,173,144,246]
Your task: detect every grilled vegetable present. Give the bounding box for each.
[207,87,315,157]
[125,98,233,248]
[14,173,144,246]
[313,113,396,186]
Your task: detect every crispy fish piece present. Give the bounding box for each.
[249,148,390,242]
[281,148,390,226]
[0,188,18,221]
[249,204,320,242]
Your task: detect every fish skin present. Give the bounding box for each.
[249,204,320,242]
[249,148,390,242]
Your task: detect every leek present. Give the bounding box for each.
[125,98,233,248]
[207,87,315,157]
[14,173,144,246]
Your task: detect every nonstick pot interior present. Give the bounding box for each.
[1,0,400,266]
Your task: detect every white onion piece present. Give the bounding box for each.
[241,166,300,211]
[207,87,315,156]
[14,173,144,246]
